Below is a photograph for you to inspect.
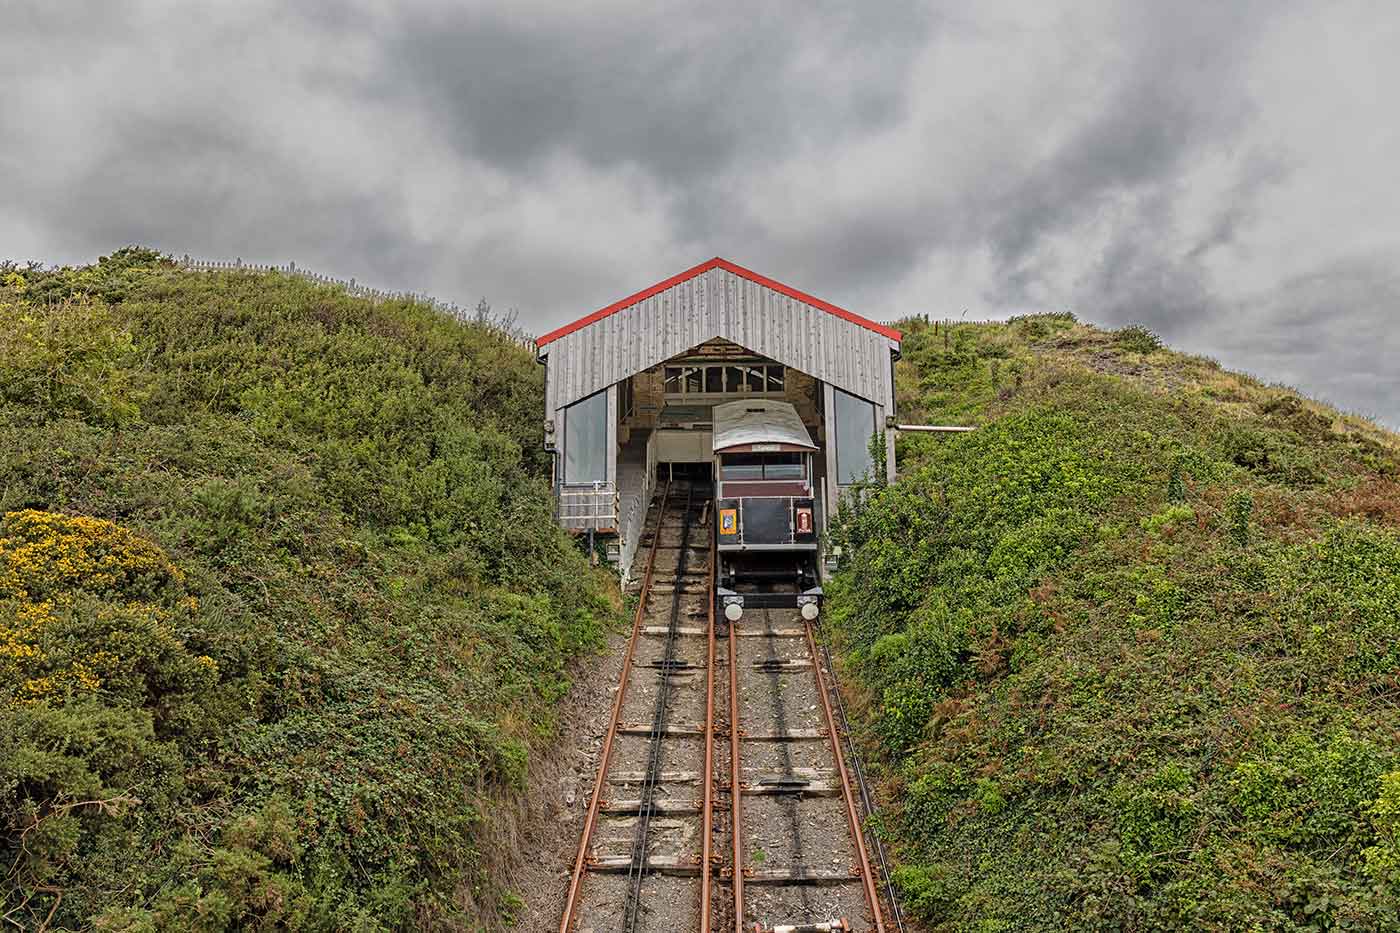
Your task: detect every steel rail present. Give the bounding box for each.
[820,641,907,933]
[804,622,887,933]
[700,514,717,932]
[559,478,672,932]
[623,481,695,930]
[728,573,744,932]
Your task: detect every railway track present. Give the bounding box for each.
[560,479,897,933]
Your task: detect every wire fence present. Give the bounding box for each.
[178,255,538,355]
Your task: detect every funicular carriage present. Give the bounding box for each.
[711,399,824,623]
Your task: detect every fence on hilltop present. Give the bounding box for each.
[178,255,538,355]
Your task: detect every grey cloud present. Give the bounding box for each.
[982,3,1284,311]
[1212,256,1400,423]
[373,3,929,184]
[0,0,1396,426]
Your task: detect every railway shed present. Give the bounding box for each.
[538,257,901,578]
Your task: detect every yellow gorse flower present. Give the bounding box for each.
[0,509,210,705]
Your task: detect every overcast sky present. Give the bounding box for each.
[3,1,1396,425]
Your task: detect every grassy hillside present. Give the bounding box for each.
[0,249,616,930]
[827,315,1400,931]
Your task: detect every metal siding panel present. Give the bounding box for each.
[732,273,743,348]
[548,267,896,409]
[574,330,586,401]
[589,323,600,395]
[848,331,857,395]
[561,338,572,407]
[728,271,739,346]
[599,317,612,393]
[795,298,806,376]
[607,316,618,389]
[678,277,688,352]
[711,269,721,344]
[694,273,705,350]
[800,297,813,377]
[710,269,721,345]
[756,277,767,354]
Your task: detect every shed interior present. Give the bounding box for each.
[557,337,884,580]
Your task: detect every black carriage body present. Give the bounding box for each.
[715,495,818,551]
[711,400,822,565]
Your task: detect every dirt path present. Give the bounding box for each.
[510,622,631,932]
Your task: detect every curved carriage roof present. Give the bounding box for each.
[711,400,817,453]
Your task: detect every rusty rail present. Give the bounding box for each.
[558,479,671,932]
[624,481,696,929]
[701,520,717,931]
[728,579,744,931]
[805,622,887,933]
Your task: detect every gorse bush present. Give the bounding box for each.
[1114,324,1164,354]
[0,250,616,930]
[0,509,214,707]
[826,316,1400,929]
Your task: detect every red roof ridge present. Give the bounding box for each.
[536,257,902,347]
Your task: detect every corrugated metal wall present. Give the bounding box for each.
[544,266,897,414]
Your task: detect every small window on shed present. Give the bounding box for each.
[564,389,608,484]
[705,366,723,393]
[834,388,876,485]
[767,365,785,391]
[664,367,683,393]
[745,366,765,392]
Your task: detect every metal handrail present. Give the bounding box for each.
[558,481,619,528]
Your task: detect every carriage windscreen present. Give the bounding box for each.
[720,452,805,481]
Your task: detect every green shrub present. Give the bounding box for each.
[1364,771,1400,886]
[1226,490,1253,546]
[1229,732,1385,848]
[825,312,1400,929]
[1114,324,1163,354]
[1113,762,1197,883]
[0,253,616,930]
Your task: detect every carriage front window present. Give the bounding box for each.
[762,453,805,479]
[720,452,806,481]
[721,453,764,481]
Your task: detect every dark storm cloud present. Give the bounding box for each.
[1210,256,1400,422]
[1,0,1396,425]
[376,3,929,184]
[977,2,1282,319]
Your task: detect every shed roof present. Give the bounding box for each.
[712,400,817,453]
[537,257,901,347]
[540,259,901,412]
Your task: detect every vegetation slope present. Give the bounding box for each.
[0,249,616,930]
[828,315,1400,931]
